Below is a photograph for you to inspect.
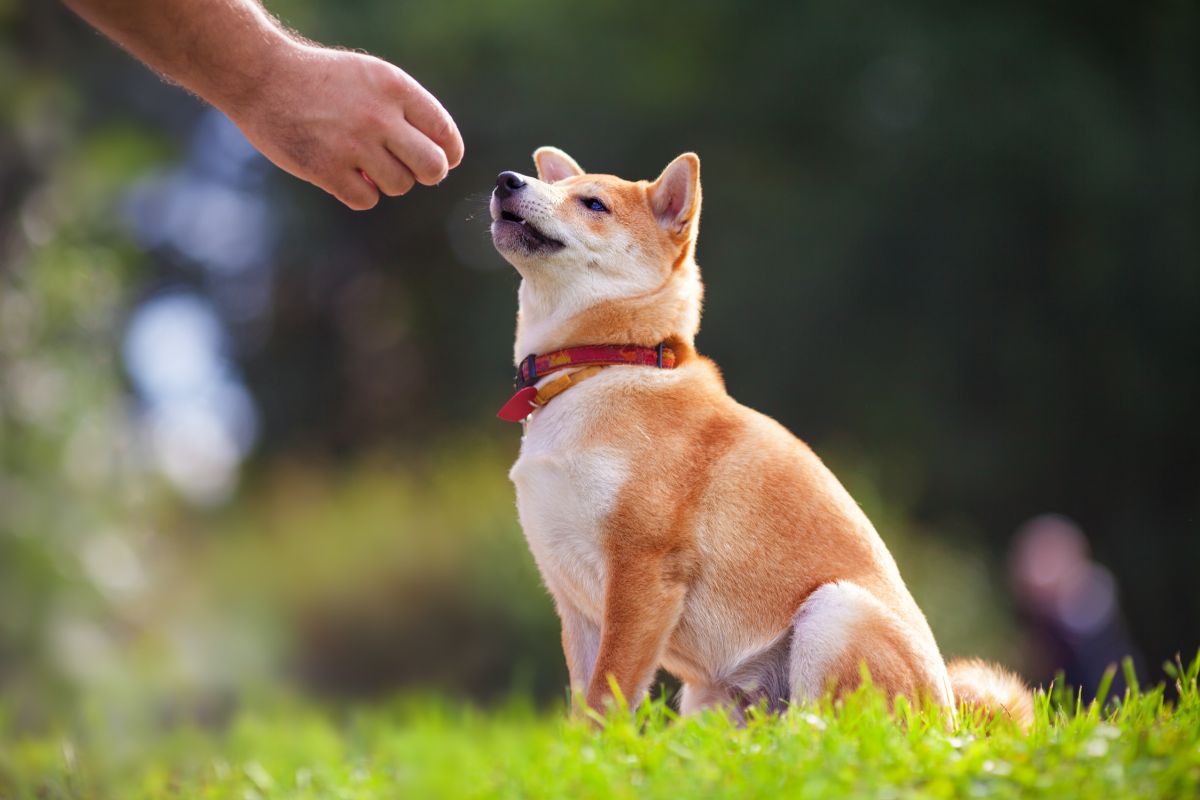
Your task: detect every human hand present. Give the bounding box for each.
[226,42,465,210]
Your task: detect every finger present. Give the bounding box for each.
[385,120,450,186]
[360,147,416,197]
[401,83,465,169]
[334,171,380,210]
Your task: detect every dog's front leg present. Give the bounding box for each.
[557,599,600,702]
[585,550,688,713]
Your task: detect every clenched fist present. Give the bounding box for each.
[229,43,464,210]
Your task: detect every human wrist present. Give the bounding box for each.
[204,15,305,120]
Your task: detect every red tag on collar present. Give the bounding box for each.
[496,385,539,422]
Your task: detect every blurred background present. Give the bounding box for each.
[1,0,1196,728]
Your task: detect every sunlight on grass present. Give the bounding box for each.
[2,654,1197,799]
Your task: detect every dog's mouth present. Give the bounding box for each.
[493,208,564,250]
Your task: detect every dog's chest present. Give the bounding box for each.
[508,395,628,619]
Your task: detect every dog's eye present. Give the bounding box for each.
[580,197,609,213]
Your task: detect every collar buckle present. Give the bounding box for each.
[516,353,537,389]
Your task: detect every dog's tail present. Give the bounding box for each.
[947,658,1035,730]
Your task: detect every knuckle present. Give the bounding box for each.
[368,58,398,83]
[415,158,448,186]
[381,69,412,97]
[379,167,415,197]
[343,186,378,211]
[429,112,455,144]
[413,142,449,184]
[389,170,415,196]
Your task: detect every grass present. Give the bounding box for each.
[2,655,1198,799]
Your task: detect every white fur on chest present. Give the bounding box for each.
[508,377,635,620]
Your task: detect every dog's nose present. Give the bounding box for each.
[494,171,527,199]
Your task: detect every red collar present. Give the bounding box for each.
[497,343,677,423]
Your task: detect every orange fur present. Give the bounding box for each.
[947,658,1035,730]
[491,147,1033,726]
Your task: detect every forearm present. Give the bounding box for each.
[63,0,295,112]
[64,0,464,209]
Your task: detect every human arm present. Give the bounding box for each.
[63,0,464,209]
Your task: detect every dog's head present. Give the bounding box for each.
[490,148,704,358]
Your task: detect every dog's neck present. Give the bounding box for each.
[513,258,704,363]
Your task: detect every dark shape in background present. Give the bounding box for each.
[1009,514,1143,699]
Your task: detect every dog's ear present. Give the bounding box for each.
[648,153,701,239]
[533,147,585,183]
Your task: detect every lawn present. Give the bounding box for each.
[3,656,1198,799]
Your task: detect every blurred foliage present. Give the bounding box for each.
[0,18,173,718]
[188,440,563,702]
[1,0,1198,723]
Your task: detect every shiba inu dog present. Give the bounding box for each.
[489,147,1033,727]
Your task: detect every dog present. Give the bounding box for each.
[489,147,1033,727]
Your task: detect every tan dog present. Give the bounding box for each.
[490,147,1033,727]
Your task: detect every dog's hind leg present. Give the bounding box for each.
[787,581,952,708]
